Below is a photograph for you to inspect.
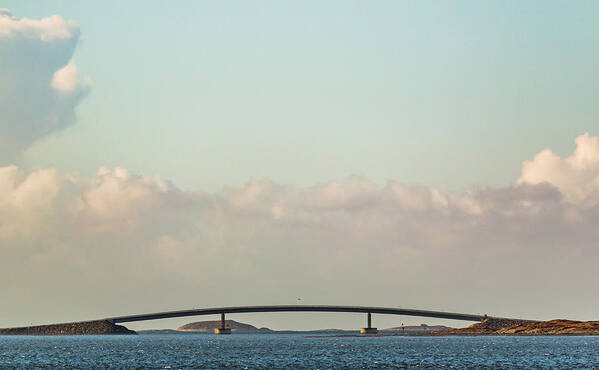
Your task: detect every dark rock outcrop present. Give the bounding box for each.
[0,320,136,335]
[430,318,532,335]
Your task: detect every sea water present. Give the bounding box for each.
[1,334,599,368]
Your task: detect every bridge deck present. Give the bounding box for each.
[107,305,489,323]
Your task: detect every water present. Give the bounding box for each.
[1,334,599,368]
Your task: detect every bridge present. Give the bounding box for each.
[106,305,498,334]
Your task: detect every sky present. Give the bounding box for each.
[1,1,598,331]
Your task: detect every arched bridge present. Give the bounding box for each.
[106,305,501,334]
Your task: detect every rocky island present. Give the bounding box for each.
[0,320,135,335]
[177,319,274,333]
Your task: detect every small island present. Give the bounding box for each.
[0,320,135,335]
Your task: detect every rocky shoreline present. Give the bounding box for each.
[0,320,136,335]
[433,318,599,336]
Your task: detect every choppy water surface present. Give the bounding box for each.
[1,334,599,368]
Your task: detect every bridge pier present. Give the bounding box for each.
[360,312,377,334]
[214,313,231,334]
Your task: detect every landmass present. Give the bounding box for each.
[0,320,135,335]
[433,318,599,336]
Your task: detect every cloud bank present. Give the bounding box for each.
[1,134,599,327]
[0,9,89,161]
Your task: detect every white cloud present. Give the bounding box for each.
[305,176,379,210]
[51,60,90,96]
[83,167,169,218]
[0,166,62,239]
[387,182,447,213]
[0,10,89,161]
[0,10,77,40]
[518,133,599,205]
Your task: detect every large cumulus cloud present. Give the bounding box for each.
[0,9,89,161]
[1,134,599,327]
[518,133,599,205]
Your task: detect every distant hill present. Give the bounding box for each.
[177,320,274,333]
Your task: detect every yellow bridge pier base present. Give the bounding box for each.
[214,313,231,334]
[360,312,377,334]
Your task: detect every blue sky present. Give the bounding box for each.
[8,0,599,191]
[1,1,599,330]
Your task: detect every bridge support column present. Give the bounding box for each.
[360,312,378,334]
[214,313,231,334]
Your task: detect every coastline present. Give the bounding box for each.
[309,319,599,337]
[4,318,599,337]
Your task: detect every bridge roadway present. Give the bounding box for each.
[106,305,489,324]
